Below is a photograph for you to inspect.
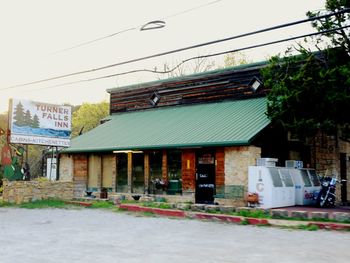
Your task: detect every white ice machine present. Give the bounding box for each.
[289,168,321,205]
[248,166,296,209]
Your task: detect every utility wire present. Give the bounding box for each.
[4,7,349,91]
[50,28,137,55]
[50,0,223,55]
[161,0,222,20]
[27,25,350,92]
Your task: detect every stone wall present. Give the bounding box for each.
[59,154,73,181]
[224,146,261,186]
[222,146,261,205]
[311,133,350,202]
[2,180,74,204]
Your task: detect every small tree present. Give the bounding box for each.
[13,102,26,126]
[32,114,40,128]
[24,110,32,127]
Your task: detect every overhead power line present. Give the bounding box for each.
[3,7,349,91]
[50,0,223,55]
[50,27,137,55]
[28,25,350,92]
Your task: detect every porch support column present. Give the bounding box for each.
[144,153,150,194]
[111,155,117,193]
[162,150,168,183]
[127,152,132,193]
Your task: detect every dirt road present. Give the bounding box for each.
[0,208,349,263]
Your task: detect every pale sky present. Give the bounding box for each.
[0,0,326,113]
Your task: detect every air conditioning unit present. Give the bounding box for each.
[285,160,303,169]
[256,158,278,167]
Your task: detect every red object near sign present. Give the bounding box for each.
[1,144,12,165]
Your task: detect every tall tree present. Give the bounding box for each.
[157,57,216,79]
[222,52,251,68]
[71,101,109,137]
[0,113,8,148]
[261,0,350,140]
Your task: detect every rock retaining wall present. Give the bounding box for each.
[2,180,74,204]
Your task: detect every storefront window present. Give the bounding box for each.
[167,150,182,194]
[116,154,128,193]
[132,153,144,194]
[149,151,162,181]
[148,151,163,194]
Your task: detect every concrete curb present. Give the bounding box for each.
[118,204,350,230]
[119,204,185,217]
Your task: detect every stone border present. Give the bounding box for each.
[118,203,350,231]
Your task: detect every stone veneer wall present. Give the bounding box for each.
[221,146,261,206]
[2,180,74,204]
[59,154,73,181]
[311,133,350,202]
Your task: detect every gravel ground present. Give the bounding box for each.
[0,207,349,263]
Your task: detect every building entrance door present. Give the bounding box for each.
[195,150,216,204]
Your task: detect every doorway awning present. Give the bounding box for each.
[64,97,270,153]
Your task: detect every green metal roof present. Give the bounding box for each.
[64,97,270,153]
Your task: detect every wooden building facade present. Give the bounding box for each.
[59,62,350,205]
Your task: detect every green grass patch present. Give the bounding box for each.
[120,199,141,204]
[89,201,115,209]
[0,201,14,207]
[19,199,67,209]
[142,202,173,209]
[297,224,319,231]
[139,211,156,217]
[240,219,249,225]
[238,209,271,219]
[206,209,221,214]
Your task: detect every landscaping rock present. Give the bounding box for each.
[191,204,206,211]
[310,211,329,220]
[271,209,288,218]
[205,205,219,213]
[219,205,236,213]
[290,211,309,220]
[333,212,350,222]
[140,196,153,202]
[176,203,191,210]
[167,203,176,209]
